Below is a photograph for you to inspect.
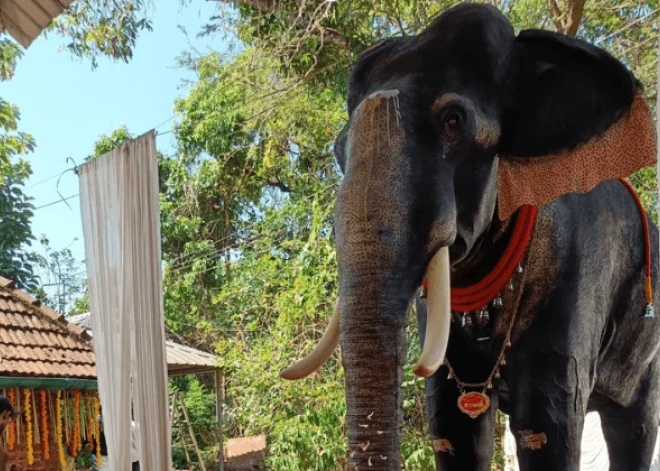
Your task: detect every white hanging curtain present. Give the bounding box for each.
[79,130,172,471]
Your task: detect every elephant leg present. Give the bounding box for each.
[416,296,497,470]
[598,361,660,471]
[507,350,587,471]
[425,368,499,471]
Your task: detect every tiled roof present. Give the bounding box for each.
[0,276,96,379]
[70,312,218,375]
[0,0,76,49]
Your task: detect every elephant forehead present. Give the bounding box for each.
[339,90,409,229]
[346,4,515,113]
[346,89,405,173]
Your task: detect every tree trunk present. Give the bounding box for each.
[546,0,588,36]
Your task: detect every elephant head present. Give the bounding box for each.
[281,3,656,469]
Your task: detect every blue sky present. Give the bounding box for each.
[1,1,222,265]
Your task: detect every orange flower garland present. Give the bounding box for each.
[24,389,33,465]
[72,391,81,457]
[40,390,50,460]
[85,392,94,452]
[7,388,15,451]
[94,395,102,466]
[56,391,66,470]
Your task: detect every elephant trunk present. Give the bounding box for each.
[339,289,408,470]
[282,89,454,468]
[333,89,452,469]
[338,246,452,469]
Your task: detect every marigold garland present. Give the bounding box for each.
[56,391,66,470]
[7,388,15,451]
[40,390,50,460]
[24,389,33,465]
[85,392,94,452]
[94,395,102,466]
[72,390,81,457]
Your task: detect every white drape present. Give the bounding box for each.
[79,131,172,471]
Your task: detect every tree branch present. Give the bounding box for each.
[546,0,588,36]
[267,178,291,193]
[545,0,565,32]
[219,0,351,49]
[564,0,587,36]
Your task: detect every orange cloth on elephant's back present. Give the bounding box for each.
[498,93,657,220]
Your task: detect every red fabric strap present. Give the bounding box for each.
[422,205,538,312]
[618,178,653,304]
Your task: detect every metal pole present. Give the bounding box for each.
[215,368,224,471]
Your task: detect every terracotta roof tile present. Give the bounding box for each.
[0,278,14,289]
[39,305,63,322]
[0,276,96,379]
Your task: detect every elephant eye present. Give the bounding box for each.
[446,113,461,128]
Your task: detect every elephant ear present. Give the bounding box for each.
[497,29,656,220]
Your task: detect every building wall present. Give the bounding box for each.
[6,438,59,471]
[224,450,266,471]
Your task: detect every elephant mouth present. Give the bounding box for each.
[279,247,453,380]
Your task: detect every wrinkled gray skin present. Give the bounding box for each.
[331,3,660,471]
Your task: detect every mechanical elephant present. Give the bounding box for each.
[281,3,660,470]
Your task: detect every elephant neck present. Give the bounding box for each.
[420,205,538,312]
[450,205,537,293]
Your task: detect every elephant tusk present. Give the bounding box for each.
[413,247,451,378]
[279,299,340,380]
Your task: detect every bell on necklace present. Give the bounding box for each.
[460,313,467,328]
[465,315,473,327]
[500,358,507,366]
[493,296,503,308]
[517,264,524,274]
[643,304,655,319]
[507,280,515,291]
[480,308,490,323]
[495,371,501,379]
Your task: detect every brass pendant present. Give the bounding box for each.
[457,391,490,419]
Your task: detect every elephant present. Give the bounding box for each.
[280,3,660,471]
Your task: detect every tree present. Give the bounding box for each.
[6,1,655,468]
[33,236,85,315]
[546,0,588,36]
[165,1,658,469]
[0,40,38,291]
[49,0,154,68]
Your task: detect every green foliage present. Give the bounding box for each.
[91,125,135,158]
[0,154,38,290]
[75,448,95,467]
[49,0,154,68]
[68,288,90,316]
[163,3,658,470]
[157,2,660,469]
[0,39,22,81]
[34,236,86,315]
[40,1,659,469]
[0,41,38,291]
[170,377,219,470]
